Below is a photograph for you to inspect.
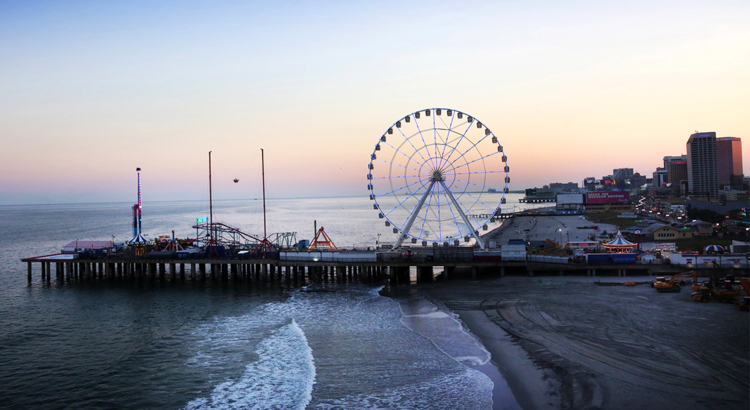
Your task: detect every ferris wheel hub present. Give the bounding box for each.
[431,170,444,181]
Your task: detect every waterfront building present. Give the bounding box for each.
[549,182,579,191]
[686,132,718,198]
[716,137,743,189]
[582,177,597,191]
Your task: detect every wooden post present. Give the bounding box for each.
[27,262,32,283]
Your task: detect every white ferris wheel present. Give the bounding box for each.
[368,108,510,249]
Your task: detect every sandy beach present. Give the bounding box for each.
[483,214,619,246]
[394,276,749,410]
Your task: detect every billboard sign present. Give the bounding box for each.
[586,191,630,204]
[556,193,583,204]
[602,178,614,185]
[654,243,676,250]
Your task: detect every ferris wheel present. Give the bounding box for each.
[368,108,510,249]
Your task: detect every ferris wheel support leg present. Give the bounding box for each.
[392,181,436,250]
[440,181,486,249]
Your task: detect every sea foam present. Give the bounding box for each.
[399,295,492,367]
[185,319,315,410]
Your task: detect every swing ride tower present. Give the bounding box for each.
[129,167,147,244]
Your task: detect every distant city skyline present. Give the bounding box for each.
[1,1,748,205]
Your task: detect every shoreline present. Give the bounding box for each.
[448,308,560,410]
[389,287,560,410]
[411,277,749,410]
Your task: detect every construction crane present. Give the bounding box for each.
[690,276,748,305]
[652,271,696,293]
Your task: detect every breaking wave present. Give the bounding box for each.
[185,319,315,410]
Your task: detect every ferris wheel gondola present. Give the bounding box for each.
[368,108,509,249]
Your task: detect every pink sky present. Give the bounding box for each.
[1,1,748,204]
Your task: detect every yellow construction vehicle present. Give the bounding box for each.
[734,278,750,311]
[690,276,747,305]
[652,271,696,293]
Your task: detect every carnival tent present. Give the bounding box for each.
[604,231,637,253]
[704,245,724,254]
[129,234,148,244]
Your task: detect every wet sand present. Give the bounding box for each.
[414,276,749,410]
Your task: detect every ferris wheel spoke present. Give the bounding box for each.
[415,188,435,240]
[393,180,436,248]
[418,199,432,239]
[437,182,467,239]
[449,170,506,177]
[373,158,422,173]
[414,114,438,170]
[443,135,493,171]
[379,141,430,172]
[396,126,430,166]
[444,179,497,216]
[439,180,485,248]
[438,121,474,170]
[373,177,430,200]
[432,112,441,172]
[450,151,503,170]
[372,173,427,180]
[436,113,456,168]
[435,183,442,240]
[382,177,432,218]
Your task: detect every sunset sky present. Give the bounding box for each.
[1,1,748,205]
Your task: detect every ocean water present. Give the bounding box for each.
[0,196,538,409]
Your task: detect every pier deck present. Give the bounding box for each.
[23,253,743,287]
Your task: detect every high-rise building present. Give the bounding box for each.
[664,154,687,164]
[716,137,743,188]
[664,155,688,194]
[653,167,668,188]
[686,132,718,198]
[612,168,634,181]
[630,172,647,188]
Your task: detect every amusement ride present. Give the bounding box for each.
[368,108,510,249]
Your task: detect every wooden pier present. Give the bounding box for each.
[22,256,393,286]
[23,254,733,287]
